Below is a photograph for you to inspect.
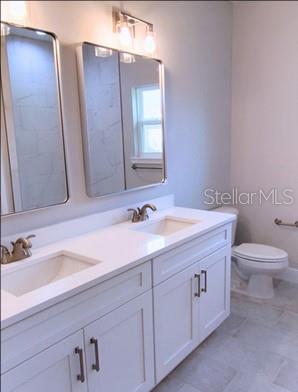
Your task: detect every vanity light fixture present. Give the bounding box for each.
[120,52,136,64]
[113,9,157,56]
[94,46,113,58]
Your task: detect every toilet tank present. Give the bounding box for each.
[213,206,239,246]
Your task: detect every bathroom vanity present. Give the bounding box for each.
[1,206,235,392]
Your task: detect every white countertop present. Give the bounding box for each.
[1,207,235,329]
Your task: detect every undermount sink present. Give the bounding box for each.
[131,216,199,237]
[1,252,99,297]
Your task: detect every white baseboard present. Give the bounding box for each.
[278,267,298,284]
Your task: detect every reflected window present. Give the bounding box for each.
[133,85,162,156]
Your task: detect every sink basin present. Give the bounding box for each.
[1,252,99,297]
[131,216,199,237]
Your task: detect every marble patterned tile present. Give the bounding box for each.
[152,370,185,392]
[273,311,298,340]
[173,352,237,392]
[206,334,286,380]
[233,320,287,353]
[223,372,290,392]
[215,313,247,336]
[178,385,203,392]
[268,281,298,314]
[152,371,185,392]
[273,336,298,362]
[231,295,284,327]
[274,358,298,392]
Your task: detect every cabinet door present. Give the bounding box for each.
[84,291,155,392]
[198,246,231,343]
[154,262,200,383]
[1,331,87,392]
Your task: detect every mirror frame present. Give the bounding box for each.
[76,41,167,199]
[0,21,69,216]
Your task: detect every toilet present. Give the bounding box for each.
[215,206,288,299]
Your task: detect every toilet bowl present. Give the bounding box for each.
[233,243,288,299]
[214,206,288,299]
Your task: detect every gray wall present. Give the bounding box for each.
[2,1,232,236]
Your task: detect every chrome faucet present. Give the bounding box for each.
[128,204,157,223]
[0,234,36,264]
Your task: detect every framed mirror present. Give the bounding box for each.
[77,42,166,198]
[0,22,68,215]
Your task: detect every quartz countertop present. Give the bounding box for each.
[1,207,235,329]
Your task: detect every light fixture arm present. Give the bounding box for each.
[113,8,153,33]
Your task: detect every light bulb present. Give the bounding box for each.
[118,22,132,48]
[144,29,156,55]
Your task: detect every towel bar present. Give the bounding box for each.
[274,218,298,228]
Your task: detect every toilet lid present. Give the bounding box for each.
[233,243,288,263]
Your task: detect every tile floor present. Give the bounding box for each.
[153,280,298,392]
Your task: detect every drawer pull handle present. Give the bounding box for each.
[194,273,201,297]
[201,270,207,293]
[90,337,100,372]
[75,347,85,383]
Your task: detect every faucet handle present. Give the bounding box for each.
[13,234,36,249]
[24,234,36,248]
[128,208,141,223]
[0,245,10,254]
[1,245,11,264]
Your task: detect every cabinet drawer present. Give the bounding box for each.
[153,224,231,285]
[1,262,151,373]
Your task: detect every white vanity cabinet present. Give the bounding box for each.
[84,292,155,392]
[198,246,231,343]
[153,230,231,383]
[1,220,233,392]
[1,331,88,392]
[154,262,200,382]
[2,292,154,392]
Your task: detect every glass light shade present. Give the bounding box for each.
[144,30,156,55]
[118,22,133,48]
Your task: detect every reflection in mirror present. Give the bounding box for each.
[119,53,164,190]
[78,43,165,198]
[0,23,68,215]
[79,43,125,197]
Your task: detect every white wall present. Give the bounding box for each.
[2,1,232,236]
[231,1,298,268]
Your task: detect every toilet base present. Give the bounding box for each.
[247,275,274,299]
